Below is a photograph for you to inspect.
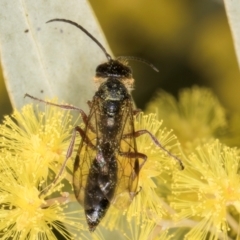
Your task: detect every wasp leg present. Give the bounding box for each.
[39,126,96,197]
[25,93,89,121]
[118,151,146,197]
[136,186,142,196]
[122,130,184,170]
[119,151,147,177]
[87,100,92,108]
[133,109,141,116]
[25,93,97,133]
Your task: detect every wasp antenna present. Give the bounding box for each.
[46,18,112,62]
[117,56,159,72]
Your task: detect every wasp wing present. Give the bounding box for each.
[109,99,141,209]
[72,97,100,206]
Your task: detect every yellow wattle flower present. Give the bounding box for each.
[0,102,84,239]
[171,140,240,239]
[0,151,84,240]
[0,102,75,182]
[146,86,226,151]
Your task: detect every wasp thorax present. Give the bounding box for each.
[96,78,129,101]
[102,101,120,117]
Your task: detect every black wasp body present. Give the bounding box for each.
[73,60,140,231]
[25,18,184,232]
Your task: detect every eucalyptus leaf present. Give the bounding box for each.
[0,0,112,111]
[224,0,240,71]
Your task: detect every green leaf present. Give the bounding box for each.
[224,0,240,71]
[0,0,111,110]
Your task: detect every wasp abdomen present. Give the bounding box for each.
[84,156,117,231]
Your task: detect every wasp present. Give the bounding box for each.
[26,18,184,232]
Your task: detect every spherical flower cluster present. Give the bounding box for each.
[146,86,226,152]
[171,140,240,239]
[0,103,84,239]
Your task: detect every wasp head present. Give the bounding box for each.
[96,60,132,78]
[94,60,134,92]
